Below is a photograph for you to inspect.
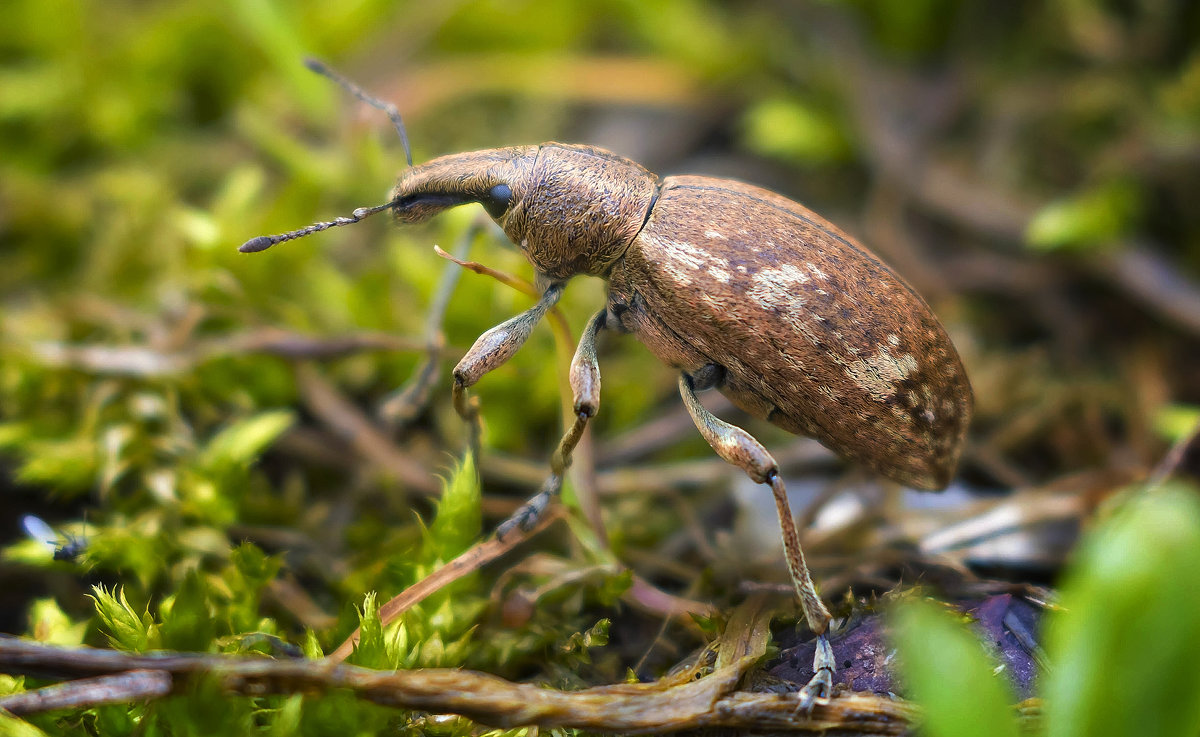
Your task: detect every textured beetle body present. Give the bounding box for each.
[245,95,975,701]
[612,175,971,489]
[388,142,972,489]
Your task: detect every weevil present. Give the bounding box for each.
[241,60,973,708]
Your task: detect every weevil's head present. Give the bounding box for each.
[390,143,660,279]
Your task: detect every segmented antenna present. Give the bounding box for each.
[304,57,413,168]
[239,60,414,254]
[239,201,395,253]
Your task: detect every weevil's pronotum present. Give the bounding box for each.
[242,60,973,708]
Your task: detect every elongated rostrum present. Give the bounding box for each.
[242,61,973,710]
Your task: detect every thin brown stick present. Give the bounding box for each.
[0,623,915,734]
[295,363,438,494]
[0,669,171,716]
[626,574,717,619]
[326,508,565,664]
[29,330,428,378]
[1145,418,1200,491]
[380,223,482,426]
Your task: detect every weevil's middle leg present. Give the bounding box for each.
[678,373,835,710]
[452,282,565,457]
[496,309,606,540]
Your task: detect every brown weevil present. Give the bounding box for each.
[241,60,973,709]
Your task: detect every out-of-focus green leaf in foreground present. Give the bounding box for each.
[1152,404,1199,443]
[891,597,1019,737]
[892,484,1200,737]
[0,709,49,737]
[1043,484,1200,737]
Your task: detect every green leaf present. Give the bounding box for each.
[148,674,254,735]
[267,694,304,737]
[301,629,324,660]
[349,591,389,670]
[160,569,215,651]
[1152,403,1200,443]
[1043,484,1200,737]
[0,675,25,697]
[27,598,87,646]
[890,597,1019,737]
[741,97,851,165]
[1026,180,1140,252]
[93,703,138,735]
[0,711,50,737]
[198,409,295,473]
[91,585,160,652]
[16,437,99,492]
[225,542,283,632]
[426,451,482,564]
[0,422,31,449]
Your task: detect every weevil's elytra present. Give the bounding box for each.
[609,174,972,489]
[241,61,973,710]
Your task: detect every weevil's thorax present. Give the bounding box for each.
[502,144,660,279]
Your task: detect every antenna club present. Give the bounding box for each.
[239,236,276,253]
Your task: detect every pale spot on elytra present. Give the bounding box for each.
[708,264,731,283]
[807,262,829,280]
[747,264,810,314]
[704,229,726,240]
[888,334,900,346]
[655,237,709,282]
[844,345,919,401]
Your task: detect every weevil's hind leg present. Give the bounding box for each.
[774,472,835,711]
[678,373,835,710]
[496,309,606,540]
[452,282,565,458]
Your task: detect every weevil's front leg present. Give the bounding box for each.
[678,373,835,710]
[496,309,606,540]
[452,282,565,456]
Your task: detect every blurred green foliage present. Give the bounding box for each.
[891,597,1019,737]
[892,484,1200,737]
[2,0,1199,733]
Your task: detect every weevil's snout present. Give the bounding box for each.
[387,146,538,226]
[390,181,514,225]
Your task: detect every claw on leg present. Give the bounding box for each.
[796,634,835,712]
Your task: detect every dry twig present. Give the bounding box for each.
[0,601,915,734]
[326,508,566,664]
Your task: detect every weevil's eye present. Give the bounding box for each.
[481,183,512,219]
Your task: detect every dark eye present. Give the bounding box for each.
[481,183,512,219]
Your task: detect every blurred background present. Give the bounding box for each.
[1,0,1198,716]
